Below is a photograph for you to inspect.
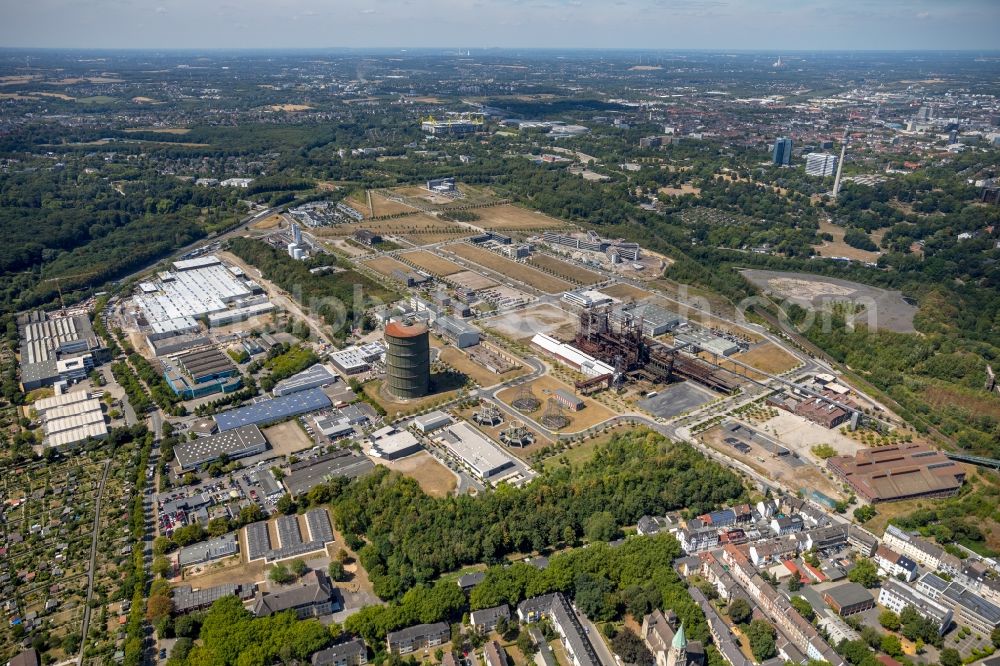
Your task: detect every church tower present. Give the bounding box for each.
[666,622,687,666]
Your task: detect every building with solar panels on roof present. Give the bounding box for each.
[384,321,430,399]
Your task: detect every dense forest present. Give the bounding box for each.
[331,430,746,600]
[0,162,243,312]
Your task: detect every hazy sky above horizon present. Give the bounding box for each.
[3,0,999,51]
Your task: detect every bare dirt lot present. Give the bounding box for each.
[527,254,603,285]
[448,270,497,291]
[262,421,314,457]
[269,104,314,112]
[602,282,653,301]
[740,269,917,333]
[758,411,864,460]
[362,256,412,277]
[401,250,465,276]
[484,304,579,342]
[471,205,569,231]
[449,244,574,294]
[699,423,847,500]
[372,451,456,497]
[496,375,616,433]
[659,184,701,197]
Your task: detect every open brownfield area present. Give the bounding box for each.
[527,254,603,285]
[699,424,846,500]
[728,343,800,374]
[659,184,702,197]
[813,220,883,263]
[312,213,468,243]
[602,282,653,301]
[251,213,285,230]
[484,303,579,342]
[439,346,525,387]
[362,256,412,277]
[370,192,418,217]
[373,451,456,497]
[496,375,616,433]
[449,244,574,294]
[471,205,569,231]
[262,421,314,457]
[401,250,465,275]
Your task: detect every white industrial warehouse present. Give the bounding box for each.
[34,390,108,448]
[133,256,273,335]
[432,421,515,480]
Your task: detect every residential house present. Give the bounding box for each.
[518,593,600,666]
[678,526,719,554]
[878,580,952,635]
[386,622,450,655]
[770,515,804,536]
[458,572,486,592]
[749,537,799,567]
[484,640,508,666]
[881,525,961,574]
[470,605,510,633]
[874,545,918,582]
[252,571,339,619]
[846,526,879,557]
[312,639,369,666]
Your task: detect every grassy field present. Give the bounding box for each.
[312,213,470,243]
[373,451,456,497]
[540,424,632,471]
[527,254,603,285]
[472,204,569,231]
[813,220,883,263]
[727,343,800,375]
[362,255,413,277]
[601,282,653,301]
[449,243,574,294]
[401,250,465,276]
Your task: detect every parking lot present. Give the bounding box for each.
[639,381,715,419]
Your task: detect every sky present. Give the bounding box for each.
[2,0,999,51]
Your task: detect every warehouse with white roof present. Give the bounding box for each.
[530,333,614,377]
[433,421,515,480]
[33,390,108,448]
[132,255,271,335]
